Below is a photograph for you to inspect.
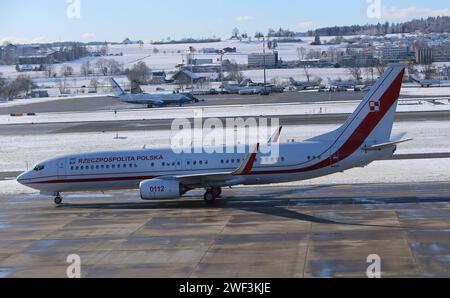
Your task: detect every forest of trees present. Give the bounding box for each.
[309,16,450,36]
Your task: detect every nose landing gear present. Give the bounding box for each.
[54,193,62,205]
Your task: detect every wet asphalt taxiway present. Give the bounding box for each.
[0,181,449,278]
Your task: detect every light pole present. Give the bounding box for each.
[263,37,267,93]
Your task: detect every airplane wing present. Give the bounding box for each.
[160,144,260,188]
[363,139,412,151]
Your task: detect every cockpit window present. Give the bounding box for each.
[33,165,45,171]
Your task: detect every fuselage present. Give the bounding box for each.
[118,93,193,107]
[17,140,394,194]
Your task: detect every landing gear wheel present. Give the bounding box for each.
[212,187,222,198]
[203,191,216,203]
[54,196,62,205]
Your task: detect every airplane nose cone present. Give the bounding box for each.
[16,172,30,185]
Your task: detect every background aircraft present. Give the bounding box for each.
[289,78,321,90]
[410,75,441,87]
[110,78,199,108]
[327,78,357,91]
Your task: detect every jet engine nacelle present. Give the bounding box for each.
[140,179,182,200]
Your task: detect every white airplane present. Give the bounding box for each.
[17,64,410,205]
[110,78,198,108]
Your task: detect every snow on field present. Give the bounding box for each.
[0,38,358,82]
[1,99,449,125]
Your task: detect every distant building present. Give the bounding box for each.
[150,71,167,84]
[381,45,411,63]
[172,70,218,86]
[248,52,279,68]
[415,47,433,65]
[187,58,214,65]
[27,90,49,98]
[432,45,450,62]
[341,50,375,67]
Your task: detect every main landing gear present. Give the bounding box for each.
[54,193,62,205]
[203,187,222,203]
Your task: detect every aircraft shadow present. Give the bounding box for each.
[55,194,450,229]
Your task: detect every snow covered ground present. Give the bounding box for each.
[1,98,449,125]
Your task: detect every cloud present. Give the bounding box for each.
[236,16,254,22]
[296,21,314,30]
[382,6,450,20]
[82,32,96,40]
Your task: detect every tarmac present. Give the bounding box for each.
[1,91,448,115]
[0,181,449,278]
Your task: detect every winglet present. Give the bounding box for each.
[268,126,283,144]
[233,143,260,175]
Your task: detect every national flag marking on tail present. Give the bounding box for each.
[369,100,380,112]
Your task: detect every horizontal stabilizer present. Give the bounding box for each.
[363,138,412,151]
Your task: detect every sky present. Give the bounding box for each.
[1,0,450,44]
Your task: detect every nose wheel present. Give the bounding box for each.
[54,194,62,205]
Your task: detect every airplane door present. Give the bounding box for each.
[330,147,340,168]
[57,159,67,177]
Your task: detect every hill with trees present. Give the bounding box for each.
[309,16,450,36]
